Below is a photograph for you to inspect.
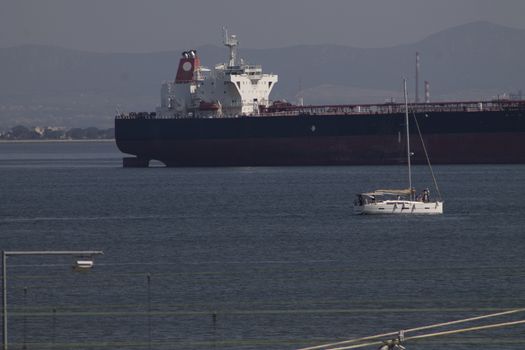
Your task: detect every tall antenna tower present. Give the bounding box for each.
[415,52,420,103]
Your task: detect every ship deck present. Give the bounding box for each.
[116,100,525,120]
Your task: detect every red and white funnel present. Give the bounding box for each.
[175,50,200,83]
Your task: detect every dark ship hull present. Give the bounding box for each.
[115,102,525,167]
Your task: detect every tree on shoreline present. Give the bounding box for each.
[0,126,114,140]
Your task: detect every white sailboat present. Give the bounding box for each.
[354,79,443,215]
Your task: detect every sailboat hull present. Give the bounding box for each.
[354,200,444,215]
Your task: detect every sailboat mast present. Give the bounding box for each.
[403,78,412,199]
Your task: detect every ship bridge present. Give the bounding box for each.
[192,29,278,116]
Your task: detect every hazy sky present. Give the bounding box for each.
[1,0,525,52]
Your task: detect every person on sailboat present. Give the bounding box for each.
[422,188,430,203]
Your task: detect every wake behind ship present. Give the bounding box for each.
[115,30,525,167]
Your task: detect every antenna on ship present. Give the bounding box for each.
[222,27,238,67]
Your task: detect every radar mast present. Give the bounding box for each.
[222,27,238,67]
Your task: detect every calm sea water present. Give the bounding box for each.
[0,141,524,350]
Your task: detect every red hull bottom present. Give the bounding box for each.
[117,132,525,167]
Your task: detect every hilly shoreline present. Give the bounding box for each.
[1,21,523,128]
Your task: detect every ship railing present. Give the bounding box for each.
[260,100,525,116]
[115,100,525,120]
[115,112,157,120]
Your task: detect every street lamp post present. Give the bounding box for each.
[1,250,103,350]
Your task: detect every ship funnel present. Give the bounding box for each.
[175,49,200,83]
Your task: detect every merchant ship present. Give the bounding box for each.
[115,30,525,167]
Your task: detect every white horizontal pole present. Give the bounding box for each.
[4,251,103,256]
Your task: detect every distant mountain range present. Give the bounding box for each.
[0,21,524,128]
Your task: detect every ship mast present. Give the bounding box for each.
[222,27,238,67]
[404,78,413,199]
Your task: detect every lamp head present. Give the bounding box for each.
[73,259,94,272]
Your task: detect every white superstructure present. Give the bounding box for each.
[157,29,278,118]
